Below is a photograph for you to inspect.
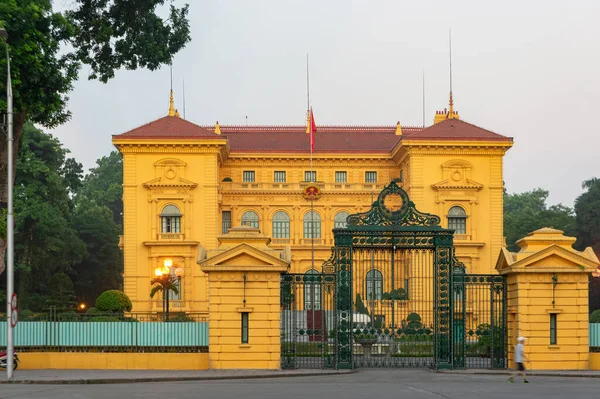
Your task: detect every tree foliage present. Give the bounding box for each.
[44,272,77,312]
[14,123,86,310]
[504,189,576,251]
[71,197,122,305]
[0,0,191,276]
[96,290,132,313]
[574,178,600,253]
[77,151,123,230]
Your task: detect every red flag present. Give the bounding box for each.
[309,108,317,151]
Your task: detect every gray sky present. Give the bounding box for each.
[50,0,600,207]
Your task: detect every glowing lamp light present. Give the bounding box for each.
[154,267,163,277]
[163,258,173,268]
[175,267,184,277]
[79,303,86,310]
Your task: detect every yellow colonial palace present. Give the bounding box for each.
[112,95,513,314]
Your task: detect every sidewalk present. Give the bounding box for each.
[434,369,600,378]
[1,369,354,384]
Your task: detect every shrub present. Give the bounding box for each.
[95,290,132,313]
[86,307,99,314]
[591,309,600,323]
[20,309,34,320]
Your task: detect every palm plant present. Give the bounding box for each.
[150,275,180,321]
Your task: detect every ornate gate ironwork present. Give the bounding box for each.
[452,266,507,369]
[279,179,507,370]
[280,272,336,369]
[321,179,506,370]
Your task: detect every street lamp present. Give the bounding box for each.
[153,258,184,321]
[1,25,15,381]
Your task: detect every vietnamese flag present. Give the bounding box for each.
[309,108,317,151]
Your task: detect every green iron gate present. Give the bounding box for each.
[280,272,337,369]
[280,179,506,369]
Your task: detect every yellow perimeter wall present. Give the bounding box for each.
[19,353,208,370]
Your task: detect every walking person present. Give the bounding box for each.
[508,336,530,383]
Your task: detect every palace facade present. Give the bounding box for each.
[113,95,513,314]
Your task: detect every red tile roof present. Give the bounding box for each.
[403,119,512,142]
[215,125,424,153]
[112,116,512,153]
[113,116,219,139]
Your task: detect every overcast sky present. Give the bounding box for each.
[50,0,599,207]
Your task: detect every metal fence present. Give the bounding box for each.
[591,323,600,350]
[0,312,208,352]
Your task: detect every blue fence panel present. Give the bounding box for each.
[591,324,600,347]
[1,320,209,348]
[57,322,135,347]
[137,322,208,346]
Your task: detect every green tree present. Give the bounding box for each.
[13,123,86,311]
[355,293,369,315]
[71,198,122,305]
[574,178,600,253]
[77,151,123,230]
[44,272,77,312]
[573,178,600,312]
[504,189,576,251]
[0,0,191,276]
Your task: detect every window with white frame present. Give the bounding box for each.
[274,171,286,183]
[366,269,383,301]
[448,206,467,234]
[365,171,377,183]
[303,211,321,238]
[222,211,232,234]
[304,269,321,310]
[243,171,255,182]
[304,171,316,182]
[241,211,259,229]
[334,211,349,228]
[335,171,347,183]
[272,211,290,238]
[161,205,181,233]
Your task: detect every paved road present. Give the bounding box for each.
[1,369,598,399]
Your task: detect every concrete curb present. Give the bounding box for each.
[0,369,355,385]
[432,369,600,378]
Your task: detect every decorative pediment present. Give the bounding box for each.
[431,178,483,191]
[143,176,197,189]
[200,243,289,272]
[431,159,483,191]
[496,244,599,274]
[143,157,197,189]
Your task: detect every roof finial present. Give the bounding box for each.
[215,121,221,135]
[395,121,403,136]
[447,28,458,120]
[168,63,179,117]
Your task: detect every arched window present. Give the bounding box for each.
[334,211,349,229]
[304,269,321,310]
[366,270,383,301]
[161,205,181,233]
[241,211,259,229]
[303,211,321,238]
[448,206,467,234]
[272,211,290,238]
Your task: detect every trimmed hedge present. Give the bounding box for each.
[95,290,132,312]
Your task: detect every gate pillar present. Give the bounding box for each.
[496,228,599,370]
[199,227,290,369]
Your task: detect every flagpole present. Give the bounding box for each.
[306,55,316,341]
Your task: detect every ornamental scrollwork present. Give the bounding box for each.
[346,179,441,227]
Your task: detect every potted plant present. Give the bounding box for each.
[354,332,378,346]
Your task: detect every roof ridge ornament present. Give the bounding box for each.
[346,180,441,227]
